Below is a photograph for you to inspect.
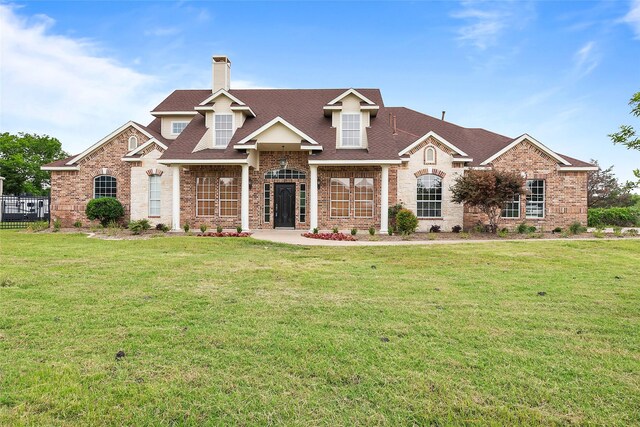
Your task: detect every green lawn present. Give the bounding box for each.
[0,231,639,426]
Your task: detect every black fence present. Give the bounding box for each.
[0,195,50,229]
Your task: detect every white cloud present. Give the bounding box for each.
[622,0,640,38]
[0,4,164,154]
[452,1,533,50]
[144,27,181,37]
[573,41,600,77]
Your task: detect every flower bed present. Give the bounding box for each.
[198,232,251,238]
[301,232,357,241]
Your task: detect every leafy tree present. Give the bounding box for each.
[0,133,68,195]
[85,198,124,226]
[609,91,640,181]
[587,160,636,208]
[451,170,525,233]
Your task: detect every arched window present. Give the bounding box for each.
[424,146,436,164]
[416,174,442,218]
[94,175,117,199]
[128,136,138,150]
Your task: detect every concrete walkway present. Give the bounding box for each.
[249,230,614,246]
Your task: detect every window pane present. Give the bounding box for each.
[215,115,233,147]
[299,184,306,223]
[149,175,161,216]
[354,177,373,218]
[330,178,350,217]
[94,175,117,199]
[341,114,361,147]
[526,180,545,218]
[264,183,270,223]
[172,122,188,135]
[219,177,238,217]
[196,177,215,216]
[502,193,520,218]
[264,169,306,180]
[416,175,442,218]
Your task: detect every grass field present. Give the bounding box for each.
[0,231,639,426]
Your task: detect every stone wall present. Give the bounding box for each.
[129,148,174,226]
[463,140,589,230]
[396,136,465,232]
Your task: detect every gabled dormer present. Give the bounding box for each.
[324,89,379,149]
[192,57,256,152]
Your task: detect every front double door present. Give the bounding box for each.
[274,183,295,228]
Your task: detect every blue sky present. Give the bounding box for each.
[1,0,639,182]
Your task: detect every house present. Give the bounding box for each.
[42,56,596,232]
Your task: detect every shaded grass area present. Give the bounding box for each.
[0,231,639,425]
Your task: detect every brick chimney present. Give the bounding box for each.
[212,55,231,92]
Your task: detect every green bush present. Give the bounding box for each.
[569,221,586,235]
[73,221,83,228]
[350,228,357,236]
[183,223,190,233]
[588,207,639,227]
[217,225,223,233]
[498,228,508,238]
[332,226,339,234]
[517,222,529,234]
[200,224,208,233]
[625,228,638,236]
[236,225,242,233]
[85,198,124,226]
[388,203,404,231]
[368,226,375,236]
[128,219,151,235]
[395,209,418,235]
[26,221,49,232]
[312,227,319,234]
[52,218,61,232]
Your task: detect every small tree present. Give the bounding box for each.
[86,198,124,226]
[450,170,525,233]
[609,91,640,182]
[587,159,636,208]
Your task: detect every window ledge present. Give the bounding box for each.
[418,217,443,220]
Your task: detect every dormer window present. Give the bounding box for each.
[341,113,361,147]
[172,121,188,135]
[128,136,138,150]
[215,114,233,147]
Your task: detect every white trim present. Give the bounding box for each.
[558,166,598,171]
[481,134,571,166]
[235,116,320,145]
[126,138,168,156]
[452,157,473,162]
[327,89,375,106]
[463,166,493,171]
[121,158,141,162]
[309,165,318,231]
[230,105,256,117]
[308,160,402,165]
[41,166,80,171]
[241,165,250,231]
[398,131,468,157]
[380,166,389,234]
[66,121,154,165]
[150,111,198,116]
[232,144,323,151]
[159,159,248,165]
[171,165,180,230]
[199,88,246,106]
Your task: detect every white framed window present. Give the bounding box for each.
[214,114,233,147]
[354,178,374,218]
[149,175,161,217]
[424,146,436,164]
[330,178,350,218]
[196,177,215,217]
[171,121,188,135]
[526,180,545,218]
[94,175,117,199]
[417,175,442,218]
[502,193,520,218]
[341,113,361,147]
[128,136,138,150]
[219,177,238,217]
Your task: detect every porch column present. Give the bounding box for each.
[380,165,389,234]
[171,165,181,231]
[241,164,250,231]
[309,165,318,231]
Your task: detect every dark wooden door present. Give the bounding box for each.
[274,183,295,228]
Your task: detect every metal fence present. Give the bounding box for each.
[0,195,50,229]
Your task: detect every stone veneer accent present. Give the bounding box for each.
[397,137,465,231]
[463,139,588,230]
[49,127,146,226]
[130,147,173,225]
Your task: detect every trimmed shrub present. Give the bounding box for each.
[588,207,639,227]
[368,226,375,236]
[156,223,169,232]
[183,223,190,233]
[395,209,418,235]
[429,225,441,233]
[217,225,223,233]
[85,198,124,226]
[350,228,357,236]
[451,225,462,233]
[236,225,242,233]
[200,224,208,233]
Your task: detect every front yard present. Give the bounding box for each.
[0,231,638,425]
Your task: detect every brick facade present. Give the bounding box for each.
[463,140,589,230]
[49,127,146,226]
